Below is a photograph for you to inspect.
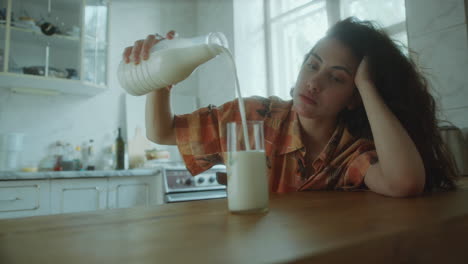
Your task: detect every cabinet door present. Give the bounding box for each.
[82,0,108,86]
[0,0,108,96]
[0,0,9,73]
[0,180,50,219]
[108,175,163,209]
[5,0,81,79]
[50,178,107,214]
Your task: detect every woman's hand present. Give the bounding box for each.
[354,56,374,90]
[122,30,176,91]
[122,30,176,65]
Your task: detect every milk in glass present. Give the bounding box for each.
[227,150,268,213]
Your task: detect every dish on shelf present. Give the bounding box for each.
[22,66,76,79]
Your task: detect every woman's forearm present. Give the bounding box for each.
[358,82,425,192]
[145,89,176,145]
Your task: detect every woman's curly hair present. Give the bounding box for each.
[310,17,458,191]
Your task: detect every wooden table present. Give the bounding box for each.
[1,179,468,264]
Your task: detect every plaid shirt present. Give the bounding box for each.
[175,96,378,193]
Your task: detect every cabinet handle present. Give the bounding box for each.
[0,197,21,202]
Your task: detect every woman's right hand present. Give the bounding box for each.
[122,30,176,65]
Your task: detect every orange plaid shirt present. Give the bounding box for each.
[174,96,378,193]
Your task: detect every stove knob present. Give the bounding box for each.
[184,178,192,185]
[208,176,215,183]
[197,177,205,184]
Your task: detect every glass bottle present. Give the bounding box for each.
[53,141,64,171]
[86,139,96,171]
[116,128,125,170]
[73,145,83,170]
[102,145,116,171]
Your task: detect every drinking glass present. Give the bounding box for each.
[226,121,269,214]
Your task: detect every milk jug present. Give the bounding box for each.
[118,32,228,96]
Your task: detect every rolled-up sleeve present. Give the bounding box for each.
[174,104,226,175]
[342,149,378,190]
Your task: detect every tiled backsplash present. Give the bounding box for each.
[407,0,468,135]
[406,0,466,38]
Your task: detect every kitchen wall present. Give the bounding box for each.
[1,0,241,169]
[406,0,468,134]
[233,0,268,98]
[196,0,269,108]
[195,0,236,107]
[111,0,199,164]
[0,0,233,168]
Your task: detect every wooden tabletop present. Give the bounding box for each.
[1,178,468,264]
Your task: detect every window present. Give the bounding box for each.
[264,0,407,99]
[340,0,407,50]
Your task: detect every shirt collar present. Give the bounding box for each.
[278,108,349,164]
[278,108,304,155]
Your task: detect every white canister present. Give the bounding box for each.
[0,133,25,171]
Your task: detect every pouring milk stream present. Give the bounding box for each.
[118,32,267,213]
[118,32,251,150]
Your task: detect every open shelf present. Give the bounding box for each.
[0,24,80,48]
[0,0,109,97]
[0,72,107,96]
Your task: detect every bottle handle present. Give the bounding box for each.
[150,32,229,53]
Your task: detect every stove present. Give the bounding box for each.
[162,164,227,203]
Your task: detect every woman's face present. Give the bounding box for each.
[292,37,360,119]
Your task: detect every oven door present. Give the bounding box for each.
[165,190,227,203]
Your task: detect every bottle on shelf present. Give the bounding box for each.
[53,141,64,171]
[86,139,96,171]
[102,145,116,171]
[61,143,75,171]
[73,145,83,170]
[115,128,125,170]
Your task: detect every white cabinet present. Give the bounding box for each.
[0,0,109,95]
[108,176,163,209]
[50,178,107,214]
[0,180,50,218]
[0,171,162,219]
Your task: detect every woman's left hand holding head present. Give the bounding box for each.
[354,56,374,90]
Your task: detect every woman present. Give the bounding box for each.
[123,17,458,197]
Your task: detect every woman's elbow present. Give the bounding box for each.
[391,172,426,197]
[146,131,176,145]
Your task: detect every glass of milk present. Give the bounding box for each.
[226,121,269,214]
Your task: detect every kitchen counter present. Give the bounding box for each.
[0,178,467,264]
[0,168,162,180]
